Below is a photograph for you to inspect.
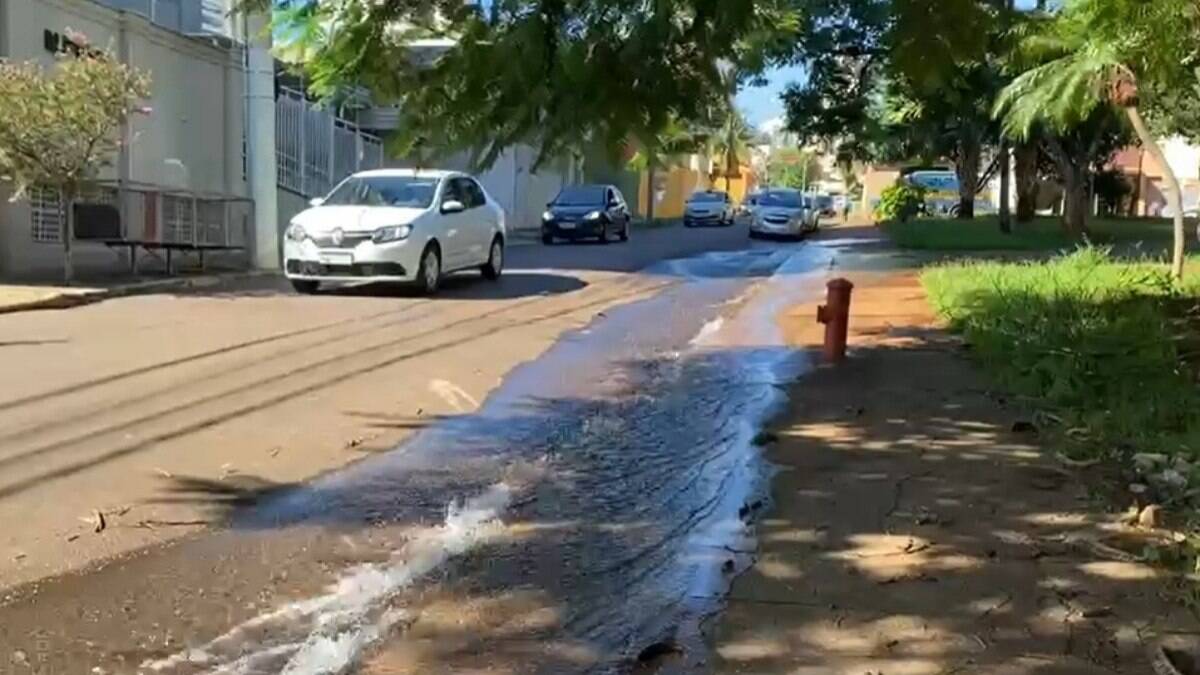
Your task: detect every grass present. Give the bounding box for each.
[884,215,1178,253]
[922,247,1200,464]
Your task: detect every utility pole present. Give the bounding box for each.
[245,11,279,270]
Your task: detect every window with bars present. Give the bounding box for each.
[29,187,63,244]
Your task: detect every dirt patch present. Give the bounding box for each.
[712,271,1200,674]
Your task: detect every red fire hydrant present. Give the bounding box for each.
[816,278,854,363]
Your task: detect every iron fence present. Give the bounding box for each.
[276,86,385,198]
[77,182,253,250]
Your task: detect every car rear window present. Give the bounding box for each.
[689,192,727,203]
[553,186,607,206]
[759,191,802,208]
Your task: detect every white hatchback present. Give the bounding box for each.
[283,169,507,294]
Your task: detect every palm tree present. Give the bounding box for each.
[628,117,705,221]
[708,107,755,194]
[994,0,1198,278]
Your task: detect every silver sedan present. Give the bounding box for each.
[742,188,820,239]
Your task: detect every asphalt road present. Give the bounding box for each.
[0,221,756,593]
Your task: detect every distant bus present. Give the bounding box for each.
[904,169,994,216]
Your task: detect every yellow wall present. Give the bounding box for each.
[637,162,755,219]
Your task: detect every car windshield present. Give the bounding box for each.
[816,196,833,207]
[689,192,726,203]
[323,175,439,208]
[759,191,803,208]
[554,186,607,206]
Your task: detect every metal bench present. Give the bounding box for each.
[75,183,253,275]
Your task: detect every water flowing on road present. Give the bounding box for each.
[134,243,835,674]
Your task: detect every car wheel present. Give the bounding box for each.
[481,237,504,280]
[416,244,441,295]
[290,279,319,295]
[599,222,611,244]
[619,221,630,242]
[542,233,554,245]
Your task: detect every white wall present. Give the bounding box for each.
[1164,137,1200,182]
[390,144,566,234]
[0,0,247,279]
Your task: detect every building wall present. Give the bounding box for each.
[1112,138,1200,217]
[388,144,568,234]
[635,161,755,220]
[0,0,246,279]
[862,165,902,211]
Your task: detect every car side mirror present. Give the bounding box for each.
[442,199,465,214]
[308,197,325,208]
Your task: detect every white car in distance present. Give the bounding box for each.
[283,169,507,295]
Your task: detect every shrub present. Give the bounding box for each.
[922,247,1200,459]
[874,181,926,222]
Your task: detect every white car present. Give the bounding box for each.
[283,169,506,295]
[744,188,820,238]
[683,190,735,227]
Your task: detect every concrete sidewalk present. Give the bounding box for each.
[0,271,267,315]
[712,268,1198,673]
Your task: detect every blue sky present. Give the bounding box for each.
[736,64,806,128]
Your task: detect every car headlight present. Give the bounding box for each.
[373,224,413,243]
[285,222,308,242]
[584,210,602,221]
[542,211,555,221]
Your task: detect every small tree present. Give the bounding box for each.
[766,148,823,191]
[994,0,1199,278]
[0,37,151,283]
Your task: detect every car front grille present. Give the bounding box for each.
[310,233,374,249]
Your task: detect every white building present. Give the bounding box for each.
[0,0,256,279]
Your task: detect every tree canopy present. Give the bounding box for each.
[247,0,802,170]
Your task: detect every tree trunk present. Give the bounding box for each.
[954,143,980,220]
[1014,141,1038,222]
[646,152,656,223]
[1043,134,1091,237]
[1125,105,1185,278]
[1061,168,1090,236]
[61,188,75,285]
[1127,148,1144,217]
[998,141,1012,232]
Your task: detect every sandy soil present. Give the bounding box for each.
[712,257,1200,673]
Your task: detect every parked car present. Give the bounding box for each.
[683,190,735,227]
[542,184,632,244]
[814,194,835,217]
[746,188,820,239]
[735,191,762,228]
[283,169,506,295]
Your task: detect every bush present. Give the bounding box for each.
[874,181,926,222]
[922,247,1200,459]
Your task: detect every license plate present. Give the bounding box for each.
[319,252,353,266]
[558,222,576,229]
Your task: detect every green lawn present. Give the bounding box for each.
[884,215,1179,253]
[922,247,1200,464]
